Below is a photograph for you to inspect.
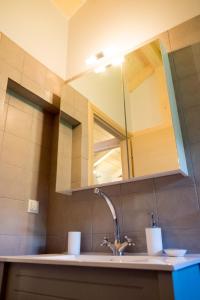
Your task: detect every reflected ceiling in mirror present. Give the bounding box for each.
[123,40,180,178]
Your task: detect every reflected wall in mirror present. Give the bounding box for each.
[123,40,188,178]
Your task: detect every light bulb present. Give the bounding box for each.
[111,55,124,66]
[85,55,97,65]
[94,65,106,73]
[103,46,116,57]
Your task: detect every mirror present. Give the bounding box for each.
[69,65,129,186]
[58,39,187,193]
[123,40,187,179]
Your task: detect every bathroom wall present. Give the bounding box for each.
[0,33,63,255]
[67,0,200,78]
[0,0,68,78]
[47,15,200,254]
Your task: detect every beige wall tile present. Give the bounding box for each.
[81,157,89,187]
[81,135,89,159]
[23,53,47,87]
[58,132,72,156]
[56,119,72,191]
[56,156,71,192]
[31,116,52,148]
[59,119,72,135]
[25,209,47,236]
[74,92,88,115]
[0,161,26,200]
[0,34,24,72]
[19,235,46,255]
[0,101,8,131]
[32,105,45,121]
[29,144,51,175]
[5,104,32,139]
[21,74,45,99]
[1,132,31,168]
[0,235,22,255]
[169,15,200,51]
[28,144,42,174]
[74,109,87,124]
[60,84,75,115]
[0,59,21,91]
[45,70,63,97]
[71,156,81,183]
[25,170,49,202]
[21,74,53,104]
[0,89,6,102]
[0,130,3,152]
[56,156,72,192]
[0,198,27,234]
[8,91,34,115]
[72,125,82,159]
[0,62,8,91]
[43,90,54,104]
[71,181,81,189]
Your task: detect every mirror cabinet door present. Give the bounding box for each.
[123,40,188,179]
[58,64,128,192]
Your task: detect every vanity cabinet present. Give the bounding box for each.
[1,262,200,300]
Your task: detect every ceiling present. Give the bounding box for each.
[51,0,87,19]
[124,40,162,93]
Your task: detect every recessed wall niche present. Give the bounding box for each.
[2,79,60,211]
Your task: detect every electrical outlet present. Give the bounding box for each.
[28,199,39,214]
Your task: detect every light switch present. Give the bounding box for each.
[28,199,39,214]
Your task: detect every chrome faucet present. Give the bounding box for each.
[94,188,135,255]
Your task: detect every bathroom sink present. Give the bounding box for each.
[76,255,148,262]
[30,254,161,265]
[25,254,151,263]
[27,254,189,266]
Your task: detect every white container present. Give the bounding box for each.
[164,249,187,257]
[145,227,163,256]
[68,231,81,255]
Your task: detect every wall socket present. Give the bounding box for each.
[28,199,39,214]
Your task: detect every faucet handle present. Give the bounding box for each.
[124,235,135,246]
[100,237,109,247]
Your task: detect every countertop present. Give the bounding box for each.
[1,253,200,271]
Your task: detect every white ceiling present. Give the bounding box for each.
[51,0,87,19]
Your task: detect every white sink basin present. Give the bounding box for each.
[77,255,150,263]
[30,254,161,264]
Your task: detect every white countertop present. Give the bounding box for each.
[0,253,200,271]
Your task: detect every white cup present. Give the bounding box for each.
[68,231,81,255]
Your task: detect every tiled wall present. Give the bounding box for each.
[0,33,63,255]
[47,15,200,254]
[1,16,200,256]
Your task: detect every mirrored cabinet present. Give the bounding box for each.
[56,40,188,194]
[123,40,188,179]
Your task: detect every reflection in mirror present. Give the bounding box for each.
[69,64,128,187]
[123,40,187,178]
[93,118,123,184]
